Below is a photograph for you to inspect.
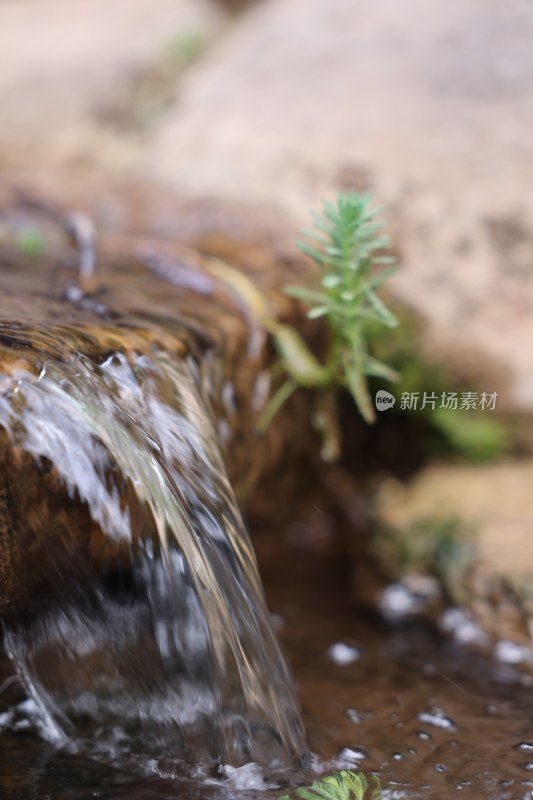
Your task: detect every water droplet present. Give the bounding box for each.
[440,607,488,645]
[417,730,432,741]
[270,613,284,631]
[338,746,369,765]
[495,639,532,665]
[223,763,278,791]
[516,743,533,752]
[522,762,533,771]
[379,577,439,620]
[65,284,83,302]
[327,643,361,666]
[392,752,405,761]
[435,763,448,773]
[417,709,456,731]
[345,708,363,724]
[14,718,32,731]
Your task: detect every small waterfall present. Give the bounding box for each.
[0,320,308,775]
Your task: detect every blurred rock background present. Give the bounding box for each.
[2,0,533,643]
[2,0,532,409]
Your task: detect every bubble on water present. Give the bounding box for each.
[516,743,533,752]
[310,753,340,774]
[271,613,285,631]
[327,643,361,666]
[338,746,369,765]
[379,576,439,621]
[380,583,415,617]
[417,709,456,731]
[495,640,533,665]
[13,718,32,731]
[392,752,405,761]
[65,285,84,302]
[137,757,180,780]
[439,607,488,645]
[223,762,278,791]
[417,730,432,741]
[345,708,364,724]
[2,697,65,744]
[435,763,448,772]
[0,711,14,730]
[140,758,159,776]
[522,763,533,771]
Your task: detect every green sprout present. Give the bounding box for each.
[279,769,381,800]
[260,192,398,435]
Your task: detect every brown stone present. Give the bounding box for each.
[0,192,315,617]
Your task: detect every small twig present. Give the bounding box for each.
[64,211,97,294]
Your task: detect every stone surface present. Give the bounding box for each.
[148,0,533,412]
[0,0,223,169]
[377,462,533,581]
[374,461,533,643]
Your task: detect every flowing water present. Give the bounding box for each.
[0,322,308,781]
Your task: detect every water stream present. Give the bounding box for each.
[0,321,307,781]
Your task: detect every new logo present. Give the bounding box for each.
[375,390,396,411]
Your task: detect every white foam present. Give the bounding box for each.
[222,762,278,791]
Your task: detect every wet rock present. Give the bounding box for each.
[0,195,316,616]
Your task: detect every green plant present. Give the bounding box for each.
[261,192,398,432]
[279,769,381,800]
